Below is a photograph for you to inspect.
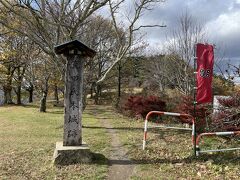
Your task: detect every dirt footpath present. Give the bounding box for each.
[98,116,135,180]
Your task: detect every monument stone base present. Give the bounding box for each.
[53,141,92,165]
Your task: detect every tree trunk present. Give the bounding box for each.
[115,62,121,107]
[3,67,14,104]
[15,66,24,105]
[159,82,164,92]
[29,88,33,103]
[16,84,21,105]
[40,91,47,112]
[39,78,49,112]
[54,83,59,105]
[118,63,121,98]
[3,85,13,104]
[94,84,101,105]
[90,82,94,99]
[82,83,87,111]
[26,83,34,103]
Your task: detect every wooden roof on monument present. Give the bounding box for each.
[54,40,96,58]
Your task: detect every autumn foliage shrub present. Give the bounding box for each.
[123,95,166,119]
[211,92,240,131]
[218,96,240,108]
[175,93,240,132]
[176,96,210,132]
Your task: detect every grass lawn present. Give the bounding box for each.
[0,104,240,179]
[98,106,240,179]
[0,104,110,180]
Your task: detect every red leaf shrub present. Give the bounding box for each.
[211,112,240,131]
[124,95,166,119]
[211,93,240,131]
[218,95,240,108]
[176,96,210,132]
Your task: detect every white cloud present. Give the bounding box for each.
[206,11,240,37]
[131,0,240,59]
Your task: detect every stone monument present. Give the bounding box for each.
[53,40,96,165]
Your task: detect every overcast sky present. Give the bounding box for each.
[98,0,240,82]
[140,0,240,58]
[137,0,240,83]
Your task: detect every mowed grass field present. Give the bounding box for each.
[0,104,240,179]
[0,104,110,179]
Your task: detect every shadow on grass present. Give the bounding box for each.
[83,125,143,131]
[55,125,143,131]
[54,151,240,167]
[47,110,64,114]
[55,152,108,166]
[107,158,191,165]
[21,104,40,108]
[192,152,240,164]
[0,103,39,109]
[86,107,114,115]
[92,152,108,164]
[95,153,240,166]
[82,125,192,136]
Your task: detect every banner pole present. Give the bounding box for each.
[193,44,197,157]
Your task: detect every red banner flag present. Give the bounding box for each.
[196,43,214,104]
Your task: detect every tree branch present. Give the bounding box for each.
[133,24,166,31]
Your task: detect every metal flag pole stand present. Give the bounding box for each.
[193,44,197,157]
[193,44,240,156]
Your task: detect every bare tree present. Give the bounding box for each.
[96,0,166,84]
[0,31,29,104]
[33,53,54,112]
[0,0,109,67]
[226,63,240,80]
[82,15,118,104]
[12,37,37,104]
[0,0,110,110]
[146,54,168,92]
[0,0,165,108]
[165,11,206,95]
[23,45,42,103]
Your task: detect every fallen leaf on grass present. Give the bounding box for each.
[175,163,184,166]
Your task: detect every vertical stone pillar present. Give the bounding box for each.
[63,53,84,146]
[53,40,96,164]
